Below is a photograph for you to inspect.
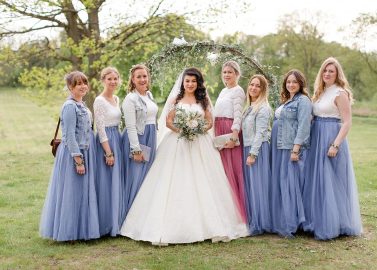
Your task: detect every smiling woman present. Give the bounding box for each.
[121,64,159,218]
[39,71,100,241]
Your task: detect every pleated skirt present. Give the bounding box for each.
[40,132,100,241]
[303,116,362,240]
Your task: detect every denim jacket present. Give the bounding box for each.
[276,93,312,150]
[122,91,157,151]
[242,103,272,156]
[61,98,92,157]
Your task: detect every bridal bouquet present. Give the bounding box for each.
[174,107,207,141]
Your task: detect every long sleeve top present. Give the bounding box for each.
[93,95,122,143]
[213,85,246,131]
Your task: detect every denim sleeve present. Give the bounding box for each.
[122,95,141,152]
[250,106,271,156]
[62,103,82,158]
[294,96,312,145]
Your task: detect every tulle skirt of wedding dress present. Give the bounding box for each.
[120,131,249,245]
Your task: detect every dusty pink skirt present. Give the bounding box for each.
[214,117,247,223]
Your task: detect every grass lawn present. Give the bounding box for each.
[0,88,376,269]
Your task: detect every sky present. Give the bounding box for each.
[2,0,376,51]
[203,0,377,51]
[103,0,377,52]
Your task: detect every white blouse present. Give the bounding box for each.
[93,95,121,143]
[214,85,246,131]
[313,84,345,119]
[138,92,159,124]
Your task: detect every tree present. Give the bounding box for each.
[0,0,208,109]
[350,12,377,75]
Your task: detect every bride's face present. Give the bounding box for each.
[183,75,198,94]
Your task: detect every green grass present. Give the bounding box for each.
[1,87,377,269]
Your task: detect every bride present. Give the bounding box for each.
[119,67,248,245]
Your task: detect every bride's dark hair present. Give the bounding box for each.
[175,67,209,111]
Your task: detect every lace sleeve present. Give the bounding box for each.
[231,87,246,131]
[94,98,108,143]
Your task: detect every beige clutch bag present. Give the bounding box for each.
[213,133,240,150]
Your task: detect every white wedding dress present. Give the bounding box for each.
[119,103,249,245]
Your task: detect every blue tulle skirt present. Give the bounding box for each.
[242,143,272,235]
[122,124,157,217]
[303,116,362,240]
[270,120,306,237]
[40,131,100,241]
[95,126,124,236]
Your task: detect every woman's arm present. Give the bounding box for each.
[94,98,114,166]
[328,91,351,157]
[62,103,85,174]
[292,96,312,161]
[204,108,213,131]
[166,104,179,133]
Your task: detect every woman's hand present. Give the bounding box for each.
[105,154,115,166]
[246,155,256,166]
[133,152,144,163]
[74,157,85,175]
[224,140,236,149]
[290,152,299,162]
[327,145,339,158]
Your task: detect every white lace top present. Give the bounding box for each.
[213,85,246,131]
[313,84,345,119]
[138,92,159,124]
[94,95,121,143]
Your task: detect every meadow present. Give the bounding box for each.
[0,88,376,269]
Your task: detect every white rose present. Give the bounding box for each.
[187,119,198,128]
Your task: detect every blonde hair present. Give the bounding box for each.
[127,64,151,93]
[280,69,310,104]
[246,74,270,113]
[313,57,353,103]
[101,66,121,82]
[222,60,241,86]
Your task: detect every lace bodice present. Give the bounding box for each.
[94,95,121,143]
[313,85,344,119]
[176,103,205,116]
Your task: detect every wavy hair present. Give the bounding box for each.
[313,57,353,103]
[246,74,271,113]
[175,67,209,111]
[127,64,151,93]
[280,69,310,104]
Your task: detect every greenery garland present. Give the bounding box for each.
[146,40,280,108]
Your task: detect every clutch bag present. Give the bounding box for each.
[213,133,240,150]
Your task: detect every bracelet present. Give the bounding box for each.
[330,143,339,149]
[104,152,114,158]
[290,150,299,155]
[74,159,85,166]
[132,150,142,155]
[248,153,256,159]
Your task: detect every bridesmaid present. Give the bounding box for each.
[303,57,362,240]
[242,74,272,235]
[213,60,247,222]
[40,71,100,241]
[270,69,312,237]
[94,67,123,236]
[121,64,158,216]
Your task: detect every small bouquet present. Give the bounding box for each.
[174,107,207,141]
